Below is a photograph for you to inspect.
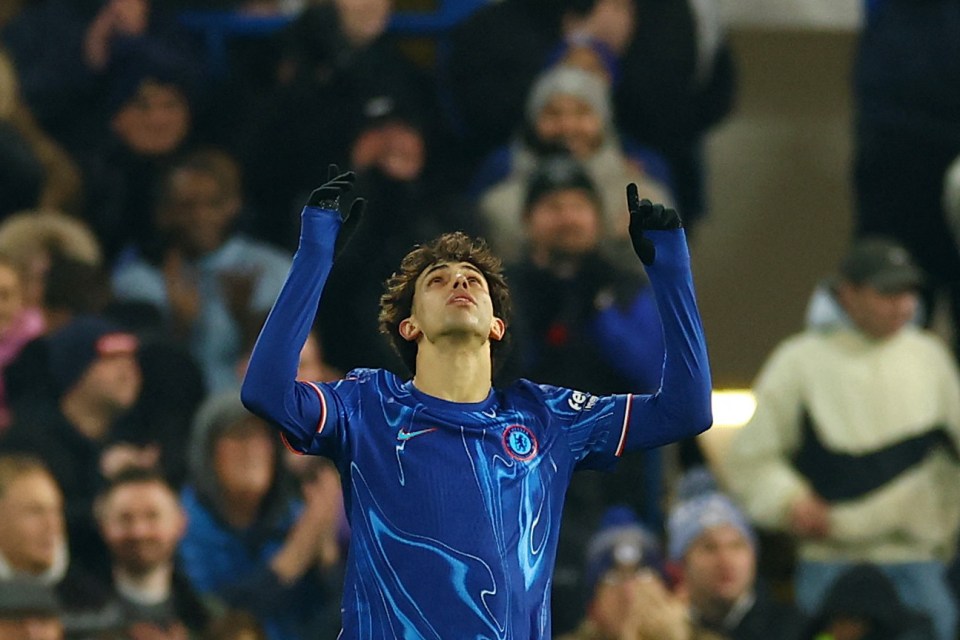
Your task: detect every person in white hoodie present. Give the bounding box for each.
[724,237,960,640]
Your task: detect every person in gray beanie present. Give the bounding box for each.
[667,466,803,640]
[478,63,673,269]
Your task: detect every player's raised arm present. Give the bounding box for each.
[621,184,713,449]
[240,167,364,439]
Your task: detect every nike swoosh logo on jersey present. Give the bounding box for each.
[397,427,438,441]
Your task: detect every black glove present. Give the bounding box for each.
[626,183,682,266]
[307,164,366,223]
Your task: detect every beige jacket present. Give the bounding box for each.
[724,325,960,563]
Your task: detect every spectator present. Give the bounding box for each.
[557,506,724,640]
[0,454,119,637]
[445,0,735,226]
[0,211,107,418]
[1,316,146,576]
[316,92,479,374]
[1,0,202,155]
[0,210,103,319]
[853,0,960,355]
[0,49,82,220]
[179,392,344,640]
[800,564,936,640]
[723,238,960,640]
[294,329,341,384]
[3,253,111,425]
[94,466,213,638]
[0,578,64,640]
[236,0,436,247]
[0,255,44,433]
[506,153,664,391]
[478,64,672,268]
[667,467,804,640]
[504,154,667,631]
[80,40,202,264]
[111,148,291,393]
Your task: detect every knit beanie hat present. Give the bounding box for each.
[525,64,611,130]
[666,466,755,561]
[523,152,601,214]
[46,315,138,396]
[583,506,665,598]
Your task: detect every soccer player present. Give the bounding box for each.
[241,167,712,638]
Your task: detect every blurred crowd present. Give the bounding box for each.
[0,0,959,638]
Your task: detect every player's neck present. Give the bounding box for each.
[412,343,492,403]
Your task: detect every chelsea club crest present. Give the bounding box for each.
[502,425,538,462]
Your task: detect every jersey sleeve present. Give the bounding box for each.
[275,373,370,459]
[241,206,350,459]
[535,383,633,471]
[619,229,713,451]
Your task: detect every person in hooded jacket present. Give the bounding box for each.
[178,392,345,640]
[724,237,960,640]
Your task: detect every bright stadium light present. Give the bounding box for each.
[710,390,756,428]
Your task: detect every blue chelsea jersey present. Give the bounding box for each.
[242,209,712,639]
[284,368,632,640]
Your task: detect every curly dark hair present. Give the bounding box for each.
[378,232,512,375]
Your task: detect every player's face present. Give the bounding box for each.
[682,524,755,609]
[0,471,64,574]
[99,481,186,575]
[839,283,918,340]
[534,94,603,160]
[402,262,504,347]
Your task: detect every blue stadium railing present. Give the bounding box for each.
[178,0,489,77]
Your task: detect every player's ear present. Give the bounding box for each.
[489,317,505,341]
[399,317,421,342]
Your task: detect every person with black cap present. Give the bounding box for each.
[723,237,960,640]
